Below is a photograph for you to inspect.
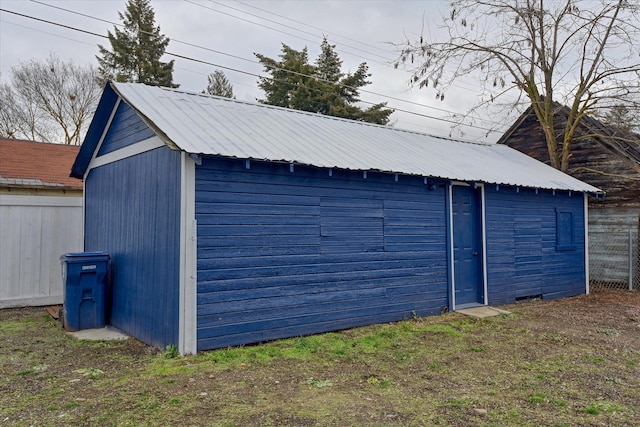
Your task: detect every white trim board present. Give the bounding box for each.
[584,193,590,295]
[178,152,197,355]
[0,195,82,207]
[85,97,121,180]
[87,136,165,171]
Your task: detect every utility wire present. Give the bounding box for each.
[186,0,493,104]
[185,0,393,69]
[233,0,394,56]
[230,0,495,94]
[0,18,96,47]
[25,0,496,124]
[209,0,394,62]
[0,7,499,133]
[27,0,497,124]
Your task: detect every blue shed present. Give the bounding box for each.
[71,83,601,354]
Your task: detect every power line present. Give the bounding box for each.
[0,18,96,48]
[25,0,499,124]
[185,0,393,68]
[0,7,500,134]
[230,0,497,95]
[28,0,498,107]
[210,0,395,62]
[20,2,496,124]
[233,0,395,57]
[184,0,496,107]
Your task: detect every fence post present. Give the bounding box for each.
[630,228,634,291]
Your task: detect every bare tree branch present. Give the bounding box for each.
[394,0,640,172]
[0,54,101,145]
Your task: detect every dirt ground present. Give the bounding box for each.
[1,290,639,426]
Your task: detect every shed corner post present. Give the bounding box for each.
[584,193,589,295]
[179,152,198,355]
[445,182,455,311]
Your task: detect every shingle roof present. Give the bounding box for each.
[497,104,639,206]
[75,82,601,194]
[0,138,82,190]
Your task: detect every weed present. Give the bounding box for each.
[445,397,474,409]
[469,346,484,352]
[428,360,443,371]
[544,332,565,342]
[586,355,605,364]
[606,376,624,384]
[164,344,179,359]
[74,367,104,379]
[528,392,548,404]
[596,328,620,336]
[421,323,462,337]
[586,401,623,415]
[550,399,568,407]
[306,378,333,388]
[586,405,599,415]
[293,337,320,353]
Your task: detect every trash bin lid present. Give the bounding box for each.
[64,251,109,257]
[60,252,110,262]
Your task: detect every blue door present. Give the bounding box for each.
[452,185,483,307]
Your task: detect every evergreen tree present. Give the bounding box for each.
[203,70,235,98]
[256,38,393,125]
[602,105,639,133]
[97,0,177,87]
[256,45,315,110]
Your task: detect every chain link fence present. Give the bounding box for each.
[589,229,639,292]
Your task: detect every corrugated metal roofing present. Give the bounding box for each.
[111,82,601,193]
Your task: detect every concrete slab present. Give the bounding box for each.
[67,326,129,341]
[456,306,511,318]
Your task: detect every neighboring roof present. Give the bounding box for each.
[497,105,640,207]
[0,138,82,190]
[73,82,601,194]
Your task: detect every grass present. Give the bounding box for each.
[1,293,640,426]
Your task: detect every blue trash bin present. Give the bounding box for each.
[61,252,110,331]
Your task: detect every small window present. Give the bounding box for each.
[556,209,575,251]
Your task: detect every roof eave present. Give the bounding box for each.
[70,82,120,178]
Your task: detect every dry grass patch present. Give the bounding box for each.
[1,290,639,426]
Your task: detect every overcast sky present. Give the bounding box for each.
[0,0,506,141]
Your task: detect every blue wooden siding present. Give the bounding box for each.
[96,102,155,156]
[195,159,449,350]
[485,186,585,304]
[84,144,182,350]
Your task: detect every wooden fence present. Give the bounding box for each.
[0,194,83,308]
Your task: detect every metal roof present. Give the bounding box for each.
[110,82,601,193]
